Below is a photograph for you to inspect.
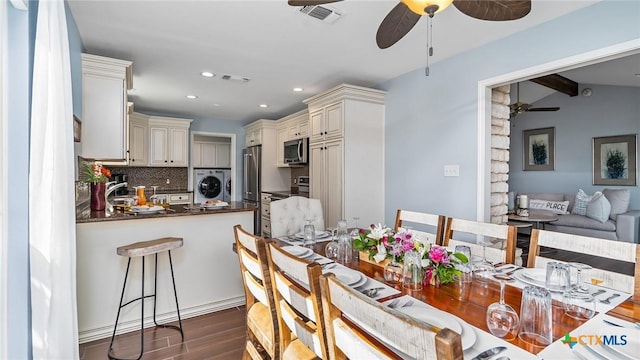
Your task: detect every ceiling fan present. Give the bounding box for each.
[288,0,532,49]
[509,82,560,117]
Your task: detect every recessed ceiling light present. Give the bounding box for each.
[201,71,215,78]
[293,87,303,92]
[186,95,198,99]
[635,73,640,77]
[212,103,221,107]
[259,104,269,108]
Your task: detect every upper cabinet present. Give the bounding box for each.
[309,102,342,143]
[128,111,148,166]
[192,141,231,168]
[148,116,192,167]
[245,126,263,147]
[80,53,132,164]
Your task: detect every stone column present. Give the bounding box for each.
[490,85,511,224]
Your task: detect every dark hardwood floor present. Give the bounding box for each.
[79,306,246,360]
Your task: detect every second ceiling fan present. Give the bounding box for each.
[288,0,532,49]
[509,82,560,117]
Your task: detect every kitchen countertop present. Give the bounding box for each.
[263,189,309,198]
[76,201,257,224]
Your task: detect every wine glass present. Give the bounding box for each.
[325,227,339,260]
[568,262,592,293]
[486,274,519,340]
[473,238,495,280]
[562,289,596,320]
[350,216,361,237]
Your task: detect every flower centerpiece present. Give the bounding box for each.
[352,223,394,264]
[82,161,111,210]
[423,245,469,287]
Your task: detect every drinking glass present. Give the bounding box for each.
[473,238,495,280]
[454,245,473,283]
[336,233,352,264]
[518,285,553,349]
[486,275,519,340]
[545,262,571,292]
[402,250,424,291]
[303,223,316,248]
[568,262,592,293]
[383,243,403,284]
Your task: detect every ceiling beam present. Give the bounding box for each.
[530,74,579,97]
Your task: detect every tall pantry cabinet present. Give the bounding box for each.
[304,84,386,228]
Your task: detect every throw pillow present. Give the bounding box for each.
[572,189,598,216]
[603,188,631,221]
[529,199,570,214]
[586,192,612,223]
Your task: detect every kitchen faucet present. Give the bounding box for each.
[105,181,128,213]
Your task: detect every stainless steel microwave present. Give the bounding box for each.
[283,138,308,165]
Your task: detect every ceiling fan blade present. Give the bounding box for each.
[527,107,560,112]
[452,0,531,21]
[376,2,421,49]
[288,0,342,6]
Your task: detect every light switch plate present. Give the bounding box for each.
[444,165,459,177]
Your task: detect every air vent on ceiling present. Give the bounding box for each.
[221,74,251,83]
[299,5,342,24]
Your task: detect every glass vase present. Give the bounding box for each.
[383,259,403,285]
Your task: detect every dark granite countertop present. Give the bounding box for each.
[263,189,309,198]
[76,201,257,224]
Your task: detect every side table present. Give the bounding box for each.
[508,214,558,230]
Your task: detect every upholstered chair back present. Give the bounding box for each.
[270,196,325,238]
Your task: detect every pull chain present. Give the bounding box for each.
[425,14,434,76]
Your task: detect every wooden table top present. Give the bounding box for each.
[298,240,640,356]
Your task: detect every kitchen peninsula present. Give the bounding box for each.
[75,202,257,343]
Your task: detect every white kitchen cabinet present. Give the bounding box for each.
[192,141,230,168]
[245,127,262,147]
[309,102,342,143]
[148,116,192,167]
[128,112,148,166]
[304,84,386,228]
[80,53,132,164]
[310,139,343,227]
[243,119,289,191]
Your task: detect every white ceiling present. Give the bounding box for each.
[67,0,638,123]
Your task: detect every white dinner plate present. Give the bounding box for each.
[350,273,368,288]
[294,230,331,239]
[450,314,477,351]
[598,327,640,360]
[513,268,563,292]
[521,268,547,283]
[130,205,164,213]
[400,306,463,334]
[201,201,228,208]
[323,267,364,287]
[282,246,314,258]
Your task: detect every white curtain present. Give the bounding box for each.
[29,0,79,358]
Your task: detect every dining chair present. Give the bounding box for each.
[266,242,329,359]
[233,224,280,359]
[394,209,446,246]
[270,196,325,238]
[319,273,463,360]
[443,217,519,265]
[528,229,640,300]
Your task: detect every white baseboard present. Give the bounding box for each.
[78,296,246,344]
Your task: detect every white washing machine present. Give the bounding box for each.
[194,168,225,204]
[222,169,232,202]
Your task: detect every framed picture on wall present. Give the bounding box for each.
[523,127,555,171]
[592,134,637,186]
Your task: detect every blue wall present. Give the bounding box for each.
[381,1,640,225]
[6,2,32,358]
[510,85,640,209]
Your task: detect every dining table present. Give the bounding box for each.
[269,233,640,360]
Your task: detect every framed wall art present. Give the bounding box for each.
[523,127,555,171]
[592,134,637,186]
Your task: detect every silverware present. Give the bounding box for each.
[599,293,620,304]
[362,287,384,297]
[505,267,523,276]
[591,289,606,297]
[471,346,507,360]
[387,299,400,308]
[496,265,516,273]
[603,318,640,329]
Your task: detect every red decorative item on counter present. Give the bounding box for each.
[91,182,106,211]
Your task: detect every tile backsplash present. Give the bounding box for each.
[109,166,189,192]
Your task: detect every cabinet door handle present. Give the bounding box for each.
[165,160,168,163]
[324,131,328,135]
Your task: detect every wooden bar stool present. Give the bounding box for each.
[108,237,184,360]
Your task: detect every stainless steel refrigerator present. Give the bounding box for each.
[243,145,261,234]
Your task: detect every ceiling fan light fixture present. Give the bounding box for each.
[401,0,453,16]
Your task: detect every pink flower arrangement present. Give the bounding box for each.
[423,245,468,287]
